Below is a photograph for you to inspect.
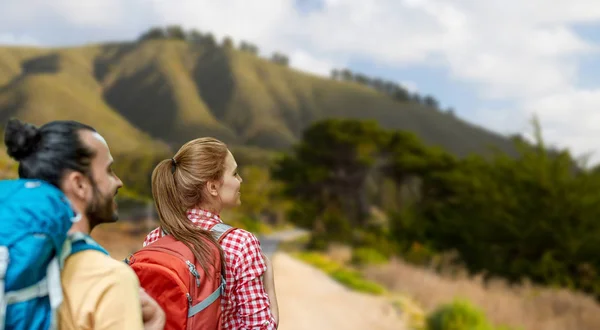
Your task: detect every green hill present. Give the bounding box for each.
[0,39,517,164]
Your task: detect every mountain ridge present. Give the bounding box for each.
[0,39,517,168]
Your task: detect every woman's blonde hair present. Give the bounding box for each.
[151,137,229,275]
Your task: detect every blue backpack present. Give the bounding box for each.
[0,179,108,330]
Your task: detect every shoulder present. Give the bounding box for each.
[222,227,261,253]
[105,256,140,283]
[222,228,266,271]
[64,250,139,285]
[221,228,266,280]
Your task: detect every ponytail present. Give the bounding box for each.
[151,159,223,276]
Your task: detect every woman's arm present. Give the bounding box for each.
[261,252,279,327]
[232,232,278,329]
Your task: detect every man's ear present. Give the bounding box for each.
[206,180,219,197]
[61,171,92,201]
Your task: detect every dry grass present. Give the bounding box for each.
[362,257,600,330]
[326,243,354,264]
[92,224,600,329]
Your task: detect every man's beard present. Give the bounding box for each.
[86,181,118,229]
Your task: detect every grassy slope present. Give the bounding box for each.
[0,40,517,162]
[233,50,512,154]
[95,40,518,157]
[221,47,517,156]
[0,45,170,157]
[100,41,237,148]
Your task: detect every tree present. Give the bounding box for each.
[423,95,439,108]
[236,165,283,221]
[165,25,186,40]
[411,117,600,298]
[411,94,422,104]
[369,78,385,92]
[202,33,217,47]
[393,87,410,101]
[239,41,259,55]
[188,29,204,43]
[340,69,353,81]
[272,119,391,245]
[331,69,340,80]
[271,52,289,66]
[382,81,398,95]
[354,73,369,85]
[270,115,600,301]
[222,36,234,49]
[138,27,166,41]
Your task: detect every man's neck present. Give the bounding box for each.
[68,216,92,235]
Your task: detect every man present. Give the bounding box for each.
[3,118,165,329]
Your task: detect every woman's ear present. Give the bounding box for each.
[206,180,219,197]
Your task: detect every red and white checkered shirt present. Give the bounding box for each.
[143,208,277,330]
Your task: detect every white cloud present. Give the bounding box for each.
[47,0,126,27]
[2,0,600,162]
[0,0,127,28]
[147,0,296,49]
[0,33,41,46]
[288,50,337,77]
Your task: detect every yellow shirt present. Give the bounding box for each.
[58,250,144,330]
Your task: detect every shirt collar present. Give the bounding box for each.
[186,208,223,223]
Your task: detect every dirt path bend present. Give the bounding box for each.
[272,252,408,330]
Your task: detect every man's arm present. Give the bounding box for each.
[94,265,145,330]
[233,233,278,330]
[140,288,166,330]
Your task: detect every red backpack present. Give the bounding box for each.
[126,223,235,330]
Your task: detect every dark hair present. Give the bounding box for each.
[4,118,97,187]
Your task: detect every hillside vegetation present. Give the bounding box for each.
[0,37,516,162]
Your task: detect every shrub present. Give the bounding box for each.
[426,299,494,330]
[354,228,398,258]
[330,268,386,295]
[351,247,388,266]
[294,251,386,295]
[403,241,438,266]
[426,299,522,330]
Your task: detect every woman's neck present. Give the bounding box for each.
[196,203,222,215]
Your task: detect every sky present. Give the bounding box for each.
[2,0,600,164]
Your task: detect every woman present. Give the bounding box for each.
[143,137,279,329]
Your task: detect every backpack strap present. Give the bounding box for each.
[188,276,226,318]
[209,223,236,243]
[186,223,231,318]
[67,232,109,257]
[161,223,236,243]
[0,246,8,330]
[0,245,63,330]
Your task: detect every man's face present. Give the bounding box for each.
[80,131,123,228]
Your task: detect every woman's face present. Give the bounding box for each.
[217,150,243,209]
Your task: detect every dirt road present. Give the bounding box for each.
[93,225,409,329]
[273,252,408,330]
